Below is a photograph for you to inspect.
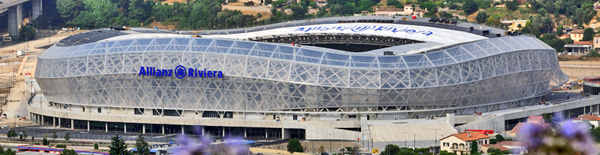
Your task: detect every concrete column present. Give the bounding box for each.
[244,128,247,138]
[32,0,43,20]
[8,4,23,37]
[265,128,268,138]
[161,125,165,135]
[222,127,225,137]
[181,125,184,135]
[281,128,285,140]
[71,119,74,130]
[58,118,61,128]
[87,121,90,131]
[41,116,44,126]
[142,124,146,134]
[124,123,127,133]
[52,117,55,127]
[105,122,108,132]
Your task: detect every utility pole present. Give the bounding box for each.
[433,129,440,154]
[414,134,416,149]
[403,132,407,148]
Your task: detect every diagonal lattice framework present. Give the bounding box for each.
[35,36,568,119]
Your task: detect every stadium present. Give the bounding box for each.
[28,16,567,142]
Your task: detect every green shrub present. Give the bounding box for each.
[55,144,67,148]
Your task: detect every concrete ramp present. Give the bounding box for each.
[369,121,457,149]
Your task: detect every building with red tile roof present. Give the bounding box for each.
[440,131,490,155]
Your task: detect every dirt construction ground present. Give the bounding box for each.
[559,61,600,82]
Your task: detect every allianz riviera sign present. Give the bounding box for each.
[138,65,224,79]
[293,25,435,36]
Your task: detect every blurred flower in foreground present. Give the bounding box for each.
[175,126,250,155]
[517,113,599,155]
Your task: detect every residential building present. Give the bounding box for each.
[574,115,600,127]
[593,34,600,49]
[440,131,490,155]
[374,7,404,16]
[500,19,528,31]
[570,29,585,41]
[404,4,420,15]
[564,41,593,54]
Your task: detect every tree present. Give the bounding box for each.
[0,147,4,154]
[64,132,70,142]
[7,130,16,140]
[60,149,77,155]
[52,132,58,141]
[485,16,500,27]
[387,0,400,7]
[475,11,488,24]
[587,49,600,57]
[127,0,153,26]
[134,133,150,155]
[495,134,505,142]
[380,144,400,155]
[317,145,325,154]
[56,0,84,20]
[22,131,28,141]
[286,138,303,154]
[439,12,454,19]
[582,28,595,41]
[557,25,563,36]
[537,8,547,16]
[3,148,15,155]
[55,144,67,148]
[490,138,497,144]
[505,0,519,11]
[109,135,131,155]
[290,4,307,19]
[341,146,359,154]
[43,138,49,145]
[357,0,376,12]
[462,0,478,15]
[470,141,478,155]
[31,136,34,142]
[564,38,575,44]
[309,1,317,9]
[19,26,36,41]
[94,143,99,150]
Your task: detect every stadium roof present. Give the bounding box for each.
[56,16,507,55]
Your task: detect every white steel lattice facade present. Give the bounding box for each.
[35,35,567,119]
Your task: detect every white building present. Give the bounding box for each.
[440,131,490,155]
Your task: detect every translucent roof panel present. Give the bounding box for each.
[350,56,378,68]
[403,55,432,68]
[444,46,473,62]
[426,50,456,66]
[378,56,407,69]
[321,53,349,66]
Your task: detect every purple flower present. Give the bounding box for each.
[516,112,600,155]
[174,126,250,155]
[559,120,587,138]
[552,113,565,123]
[517,123,544,148]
